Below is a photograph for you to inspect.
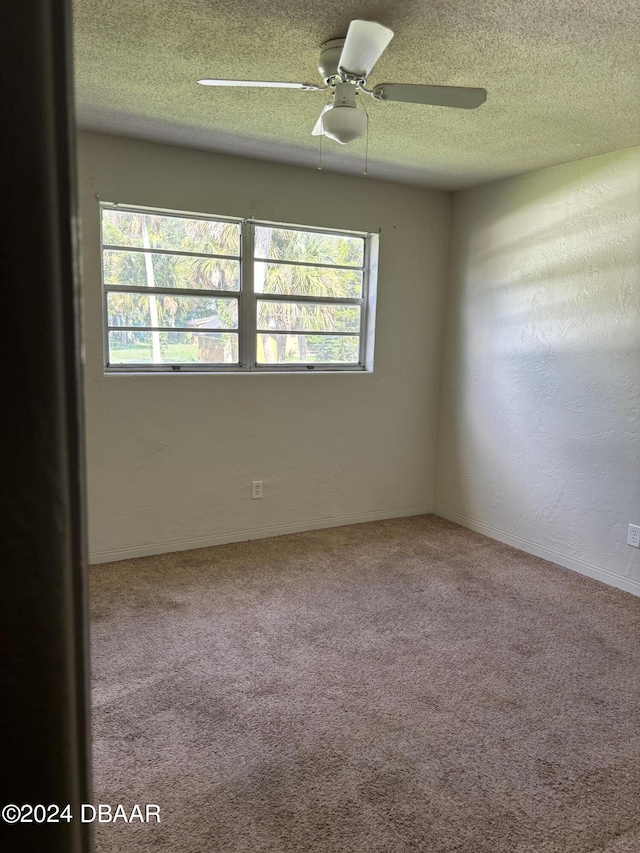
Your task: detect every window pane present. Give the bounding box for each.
[257,301,360,333]
[102,209,240,255]
[254,262,361,298]
[108,330,238,364]
[256,334,360,364]
[107,293,238,329]
[104,251,240,291]
[254,227,363,267]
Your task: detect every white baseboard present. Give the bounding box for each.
[434,506,640,597]
[89,504,433,564]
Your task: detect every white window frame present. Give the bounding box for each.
[100,202,378,373]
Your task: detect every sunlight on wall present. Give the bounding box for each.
[436,147,640,584]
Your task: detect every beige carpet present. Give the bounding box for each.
[90,515,640,852]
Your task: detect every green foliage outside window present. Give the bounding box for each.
[104,209,365,366]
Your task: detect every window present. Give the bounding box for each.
[101,203,378,372]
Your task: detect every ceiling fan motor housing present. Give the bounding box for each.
[318,38,346,83]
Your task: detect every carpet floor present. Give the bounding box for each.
[90,515,640,852]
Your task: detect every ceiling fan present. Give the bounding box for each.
[198,20,487,145]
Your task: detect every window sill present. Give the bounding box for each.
[104,367,372,376]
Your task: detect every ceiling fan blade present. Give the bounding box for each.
[312,105,331,136]
[338,20,394,79]
[373,83,487,109]
[198,79,321,90]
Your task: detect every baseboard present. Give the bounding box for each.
[434,506,640,597]
[89,504,434,564]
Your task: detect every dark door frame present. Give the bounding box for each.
[1,2,92,851]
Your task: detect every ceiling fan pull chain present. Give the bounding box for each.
[362,97,370,175]
[318,120,324,170]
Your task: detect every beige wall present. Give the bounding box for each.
[78,132,450,562]
[435,147,640,593]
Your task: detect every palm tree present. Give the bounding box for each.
[104,211,240,362]
[256,228,362,363]
[104,212,360,364]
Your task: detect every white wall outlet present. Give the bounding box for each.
[251,481,263,500]
[628,524,640,548]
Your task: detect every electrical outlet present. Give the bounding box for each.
[628,524,640,548]
[251,481,263,500]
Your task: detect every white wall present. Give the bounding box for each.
[78,132,450,562]
[435,147,640,594]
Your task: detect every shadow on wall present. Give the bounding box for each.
[437,152,640,575]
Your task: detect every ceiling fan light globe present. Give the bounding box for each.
[321,105,367,144]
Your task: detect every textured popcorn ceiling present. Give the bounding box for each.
[73,0,640,190]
